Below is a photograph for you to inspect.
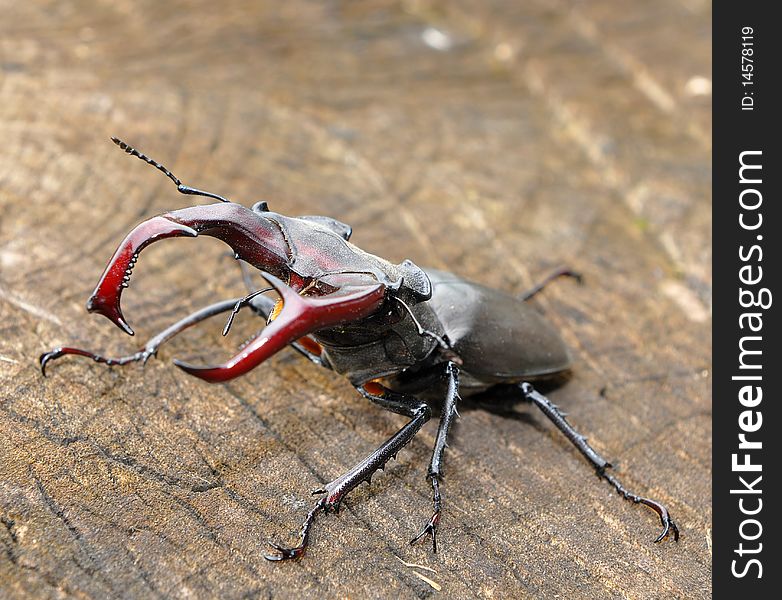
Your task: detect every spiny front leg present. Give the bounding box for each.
[264,387,431,561]
[409,361,460,553]
[40,298,241,375]
[519,382,679,543]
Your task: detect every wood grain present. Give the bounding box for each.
[1,1,711,598]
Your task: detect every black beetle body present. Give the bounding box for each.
[41,139,678,561]
[422,269,572,389]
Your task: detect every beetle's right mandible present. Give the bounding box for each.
[86,203,291,335]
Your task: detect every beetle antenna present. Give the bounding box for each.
[519,382,679,543]
[394,297,461,365]
[222,287,274,336]
[111,137,231,203]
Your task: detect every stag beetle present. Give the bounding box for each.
[41,138,678,561]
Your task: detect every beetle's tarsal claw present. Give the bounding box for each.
[264,499,324,561]
[643,499,679,543]
[409,515,439,553]
[653,518,679,543]
[39,350,60,376]
[39,347,101,375]
[263,541,306,562]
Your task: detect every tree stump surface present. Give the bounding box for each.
[1,1,711,598]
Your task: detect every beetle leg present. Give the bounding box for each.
[40,298,241,376]
[408,361,460,553]
[264,386,430,561]
[221,288,273,336]
[519,382,679,543]
[520,267,583,301]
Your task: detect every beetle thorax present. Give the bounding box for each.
[312,297,444,385]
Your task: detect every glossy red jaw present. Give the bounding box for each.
[86,203,290,335]
[174,272,386,383]
[86,217,197,335]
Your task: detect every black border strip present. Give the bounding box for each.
[714,3,779,597]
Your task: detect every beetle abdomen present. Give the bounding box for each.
[425,270,572,386]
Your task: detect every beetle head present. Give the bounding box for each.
[83,200,407,383]
[86,202,293,336]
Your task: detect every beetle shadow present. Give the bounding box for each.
[430,372,574,433]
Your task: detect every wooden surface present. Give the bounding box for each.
[0,1,711,598]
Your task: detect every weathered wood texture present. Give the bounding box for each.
[1,1,711,598]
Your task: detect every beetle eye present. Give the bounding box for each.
[252,201,270,213]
